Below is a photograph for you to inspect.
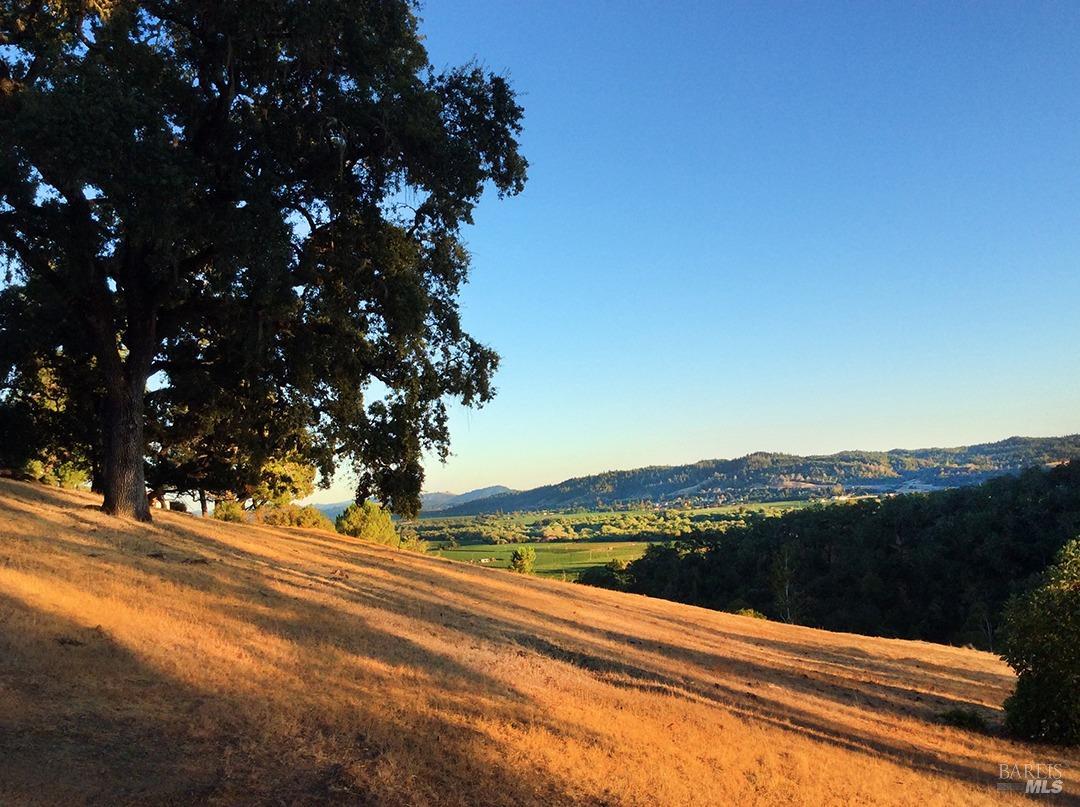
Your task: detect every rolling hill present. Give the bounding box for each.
[440,434,1080,515]
[1,478,1075,805]
[313,484,515,520]
[417,485,515,512]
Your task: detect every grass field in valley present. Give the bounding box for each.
[428,541,650,579]
[417,501,809,580]
[2,478,1077,805]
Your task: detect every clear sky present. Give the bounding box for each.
[319,1,1080,500]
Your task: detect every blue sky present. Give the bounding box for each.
[323,1,1080,499]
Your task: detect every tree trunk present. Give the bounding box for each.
[90,395,109,494]
[199,489,208,517]
[101,382,151,522]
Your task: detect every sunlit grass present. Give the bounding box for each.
[0,479,1073,805]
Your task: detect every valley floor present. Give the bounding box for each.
[0,479,1076,805]
[428,540,650,579]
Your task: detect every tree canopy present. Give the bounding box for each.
[0,0,526,520]
[1000,538,1080,744]
[335,500,397,546]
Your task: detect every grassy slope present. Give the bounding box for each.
[1,479,1076,806]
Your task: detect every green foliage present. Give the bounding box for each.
[0,362,96,488]
[410,503,793,547]
[577,559,629,588]
[396,528,427,554]
[212,499,246,524]
[257,504,334,531]
[509,546,536,574]
[19,459,47,482]
[612,463,1080,649]
[733,608,767,620]
[19,458,89,489]
[246,456,317,509]
[144,398,329,525]
[540,520,577,541]
[1000,538,1080,745]
[938,708,990,733]
[336,502,399,547]
[52,462,89,489]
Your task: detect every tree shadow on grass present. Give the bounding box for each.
[0,591,224,805]
[0,580,604,806]
[275,547,1075,796]
[4,480,1072,804]
[1,490,610,805]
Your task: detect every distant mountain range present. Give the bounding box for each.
[312,485,514,521]
[437,435,1080,516]
[417,486,515,512]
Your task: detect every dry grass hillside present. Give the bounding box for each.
[1,478,1077,806]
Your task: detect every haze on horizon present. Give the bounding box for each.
[316,1,1080,501]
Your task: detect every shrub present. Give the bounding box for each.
[168,500,188,513]
[1000,538,1080,745]
[19,458,88,489]
[397,528,427,553]
[20,459,48,482]
[52,462,89,489]
[733,608,768,620]
[939,707,989,733]
[258,504,334,531]
[213,499,246,523]
[335,501,398,546]
[293,505,335,530]
[509,546,536,575]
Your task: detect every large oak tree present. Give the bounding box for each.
[0,0,525,520]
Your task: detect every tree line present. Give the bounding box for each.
[582,462,1080,651]
[411,506,797,547]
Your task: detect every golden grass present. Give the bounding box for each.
[0,478,1076,805]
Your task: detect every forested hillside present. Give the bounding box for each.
[586,462,1080,650]
[441,435,1080,514]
